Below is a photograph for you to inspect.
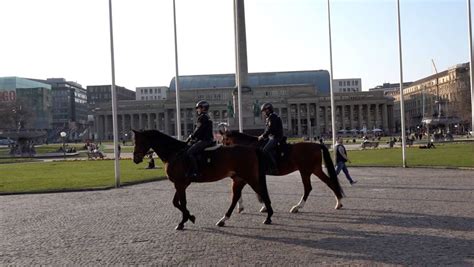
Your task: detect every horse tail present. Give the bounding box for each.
[321,144,345,198]
[256,148,269,203]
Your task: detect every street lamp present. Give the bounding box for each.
[60,131,67,160]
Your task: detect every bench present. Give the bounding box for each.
[87,151,105,159]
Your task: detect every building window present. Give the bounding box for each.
[339,81,342,86]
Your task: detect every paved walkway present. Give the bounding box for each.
[1,167,473,265]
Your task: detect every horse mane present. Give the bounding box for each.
[142,130,187,162]
[225,130,258,145]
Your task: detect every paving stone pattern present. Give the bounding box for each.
[1,167,473,265]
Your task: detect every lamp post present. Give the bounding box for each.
[60,131,67,160]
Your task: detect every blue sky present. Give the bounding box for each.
[0,0,471,90]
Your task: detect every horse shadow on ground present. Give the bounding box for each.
[200,209,474,265]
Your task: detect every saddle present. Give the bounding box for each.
[259,137,291,164]
[182,141,220,173]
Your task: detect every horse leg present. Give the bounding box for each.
[237,196,244,213]
[290,171,312,213]
[247,181,273,225]
[314,168,343,210]
[216,178,246,227]
[174,184,194,230]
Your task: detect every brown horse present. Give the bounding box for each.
[220,129,344,212]
[132,130,273,230]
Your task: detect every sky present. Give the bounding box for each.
[0,0,472,91]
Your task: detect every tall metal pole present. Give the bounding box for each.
[108,0,121,187]
[468,0,474,133]
[327,0,337,155]
[234,0,243,132]
[173,0,182,139]
[397,0,407,167]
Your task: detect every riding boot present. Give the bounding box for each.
[187,155,200,179]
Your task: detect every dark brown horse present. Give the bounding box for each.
[220,129,344,212]
[132,130,273,230]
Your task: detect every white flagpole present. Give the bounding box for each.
[397,0,407,167]
[173,0,182,139]
[327,0,337,155]
[234,0,243,133]
[108,0,121,187]
[468,0,474,134]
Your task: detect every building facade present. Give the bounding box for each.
[39,78,88,140]
[90,71,394,141]
[0,77,52,130]
[136,86,168,101]
[369,82,414,95]
[390,63,472,132]
[333,78,362,93]
[87,85,135,105]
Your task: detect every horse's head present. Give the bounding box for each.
[132,130,150,164]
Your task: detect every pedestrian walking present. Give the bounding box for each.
[335,137,357,185]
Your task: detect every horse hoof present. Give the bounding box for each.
[175,224,184,230]
[335,203,343,210]
[238,207,244,213]
[263,218,272,225]
[189,215,196,224]
[290,206,299,213]
[216,221,225,227]
[260,206,268,213]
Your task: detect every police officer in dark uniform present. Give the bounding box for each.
[186,100,214,179]
[258,102,283,174]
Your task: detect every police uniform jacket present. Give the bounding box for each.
[261,113,283,140]
[191,113,213,141]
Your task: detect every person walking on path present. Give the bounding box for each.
[335,137,357,185]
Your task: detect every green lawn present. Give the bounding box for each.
[347,142,474,168]
[0,159,166,194]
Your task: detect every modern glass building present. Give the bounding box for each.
[36,78,88,139]
[0,77,52,130]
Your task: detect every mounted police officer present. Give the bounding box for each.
[258,102,283,174]
[186,100,214,179]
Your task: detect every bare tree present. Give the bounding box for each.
[0,100,34,130]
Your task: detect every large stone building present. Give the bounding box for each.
[389,63,472,132]
[89,70,395,141]
[86,85,135,105]
[333,78,362,93]
[136,86,167,101]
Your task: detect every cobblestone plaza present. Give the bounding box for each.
[2,168,473,265]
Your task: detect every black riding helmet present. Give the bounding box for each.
[260,102,273,116]
[196,100,210,113]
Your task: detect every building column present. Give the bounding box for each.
[375,104,380,129]
[306,103,311,137]
[147,113,152,129]
[297,104,302,136]
[383,104,388,132]
[349,105,354,130]
[103,115,109,140]
[358,104,363,130]
[183,109,188,136]
[325,106,330,133]
[314,103,320,136]
[367,104,371,129]
[96,115,102,140]
[340,105,345,130]
[287,104,292,135]
[164,110,170,135]
[138,113,144,130]
[121,115,125,134]
[129,114,134,130]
